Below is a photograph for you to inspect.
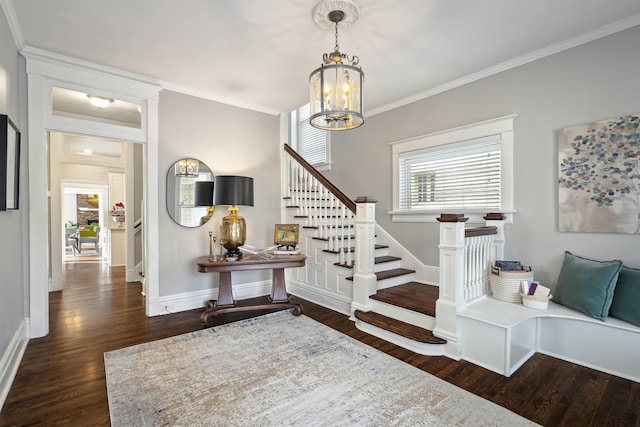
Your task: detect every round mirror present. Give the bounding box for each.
[166,158,215,227]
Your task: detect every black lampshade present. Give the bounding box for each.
[213,176,254,206]
[194,181,214,207]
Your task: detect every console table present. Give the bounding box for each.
[197,253,306,326]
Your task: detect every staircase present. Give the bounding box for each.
[282,145,448,356]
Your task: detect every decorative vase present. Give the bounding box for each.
[111,211,125,223]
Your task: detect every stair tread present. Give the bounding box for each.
[375,255,402,263]
[354,310,446,344]
[375,268,416,280]
[346,267,415,281]
[334,256,401,269]
[324,244,387,255]
[333,255,402,268]
[370,282,438,317]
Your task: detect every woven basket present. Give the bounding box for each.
[489,266,533,303]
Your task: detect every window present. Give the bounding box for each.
[391,115,517,222]
[290,104,331,170]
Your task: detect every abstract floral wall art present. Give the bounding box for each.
[558,114,640,233]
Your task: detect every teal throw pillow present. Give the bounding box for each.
[552,251,622,320]
[609,266,640,327]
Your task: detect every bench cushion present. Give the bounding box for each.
[609,266,640,327]
[553,251,622,320]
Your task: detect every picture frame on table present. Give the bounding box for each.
[0,114,20,211]
[274,224,299,246]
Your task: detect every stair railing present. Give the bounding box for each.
[282,145,376,312]
[434,214,506,357]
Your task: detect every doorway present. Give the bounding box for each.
[49,131,142,293]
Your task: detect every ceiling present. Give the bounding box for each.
[7,0,640,118]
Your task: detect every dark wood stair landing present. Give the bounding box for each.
[354,310,446,344]
[370,282,438,317]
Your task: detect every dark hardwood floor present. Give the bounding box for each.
[1,260,638,426]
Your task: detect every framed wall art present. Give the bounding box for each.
[558,114,639,233]
[274,224,299,246]
[0,114,21,211]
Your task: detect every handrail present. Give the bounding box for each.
[284,144,356,213]
[465,226,497,238]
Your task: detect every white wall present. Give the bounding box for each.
[158,90,280,297]
[0,4,28,405]
[326,25,640,289]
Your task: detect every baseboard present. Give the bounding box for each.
[126,262,143,283]
[152,280,272,316]
[288,280,352,315]
[0,318,30,411]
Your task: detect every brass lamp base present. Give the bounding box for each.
[221,205,246,257]
[200,206,215,225]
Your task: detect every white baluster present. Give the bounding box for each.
[313,177,319,228]
[346,211,353,266]
[286,153,292,200]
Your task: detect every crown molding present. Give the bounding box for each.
[21,46,161,91]
[160,81,282,116]
[0,0,24,50]
[368,15,640,117]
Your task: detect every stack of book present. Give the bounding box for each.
[274,246,300,255]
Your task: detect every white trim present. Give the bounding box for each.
[368,15,640,117]
[0,0,24,50]
[390,115,518,222]
[388,211,515,225]
[22,46,159,88]
[24,49,161,337]
[155,280,271,315]
[160,81,281,116]
[354,319,446,356]
[0,318,29,411]
[287,280,352,316]
[374,224,440,284]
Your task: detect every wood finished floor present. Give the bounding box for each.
[1,260,638,426]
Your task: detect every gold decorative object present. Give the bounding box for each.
[208,231,217,262]
[212,176,254,258]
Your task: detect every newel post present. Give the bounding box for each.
[351,197,377,315]
[433,214,467,358]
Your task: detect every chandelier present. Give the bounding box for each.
[309,0,364,131]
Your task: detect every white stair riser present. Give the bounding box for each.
[377,273,416,290]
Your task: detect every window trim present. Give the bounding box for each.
[389,114,518,223]
[289,105,332,172]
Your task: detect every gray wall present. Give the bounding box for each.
[326,25,640,289]
[0,10,28,360]
[158,90,280,296]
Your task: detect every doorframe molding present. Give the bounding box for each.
[23,46,162,337]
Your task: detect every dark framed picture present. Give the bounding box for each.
[274,224,299,246]
[0,114,20,211]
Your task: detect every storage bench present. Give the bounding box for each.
[458,296,640,382]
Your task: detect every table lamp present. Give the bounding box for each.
[213,176,254,257]
[194,180,215,225]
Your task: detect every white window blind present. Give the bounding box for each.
[291,104,327,165]
[399,135,501,210]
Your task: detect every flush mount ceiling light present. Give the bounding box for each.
[309,0,364,131]
[86,94,114,109]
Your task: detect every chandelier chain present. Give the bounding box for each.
[334,20,340,53]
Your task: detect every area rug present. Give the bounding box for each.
[104,311,538,426]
